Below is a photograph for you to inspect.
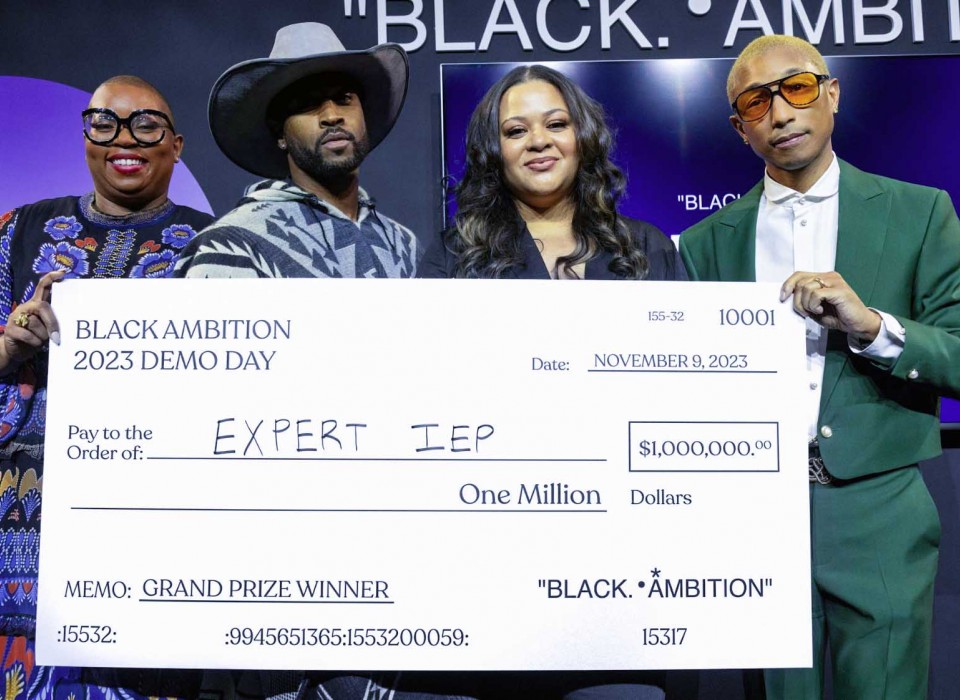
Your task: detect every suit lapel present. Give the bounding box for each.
[833,161,888,307]
[820,161,890,410]
[713,181,763,282]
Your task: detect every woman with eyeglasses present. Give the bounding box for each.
[0,75,211,699]
[415,64,682,700]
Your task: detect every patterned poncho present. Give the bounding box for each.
[174,179,418,279]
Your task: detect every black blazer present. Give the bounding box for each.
[418,215,687,281]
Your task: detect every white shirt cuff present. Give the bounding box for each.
[848,309,905,362]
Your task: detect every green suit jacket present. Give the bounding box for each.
[680,160,960,479]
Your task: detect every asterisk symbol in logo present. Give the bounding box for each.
[651,568,661,578]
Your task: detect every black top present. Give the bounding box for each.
[417,215,687,280]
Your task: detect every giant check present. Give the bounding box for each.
[38,279,810,670]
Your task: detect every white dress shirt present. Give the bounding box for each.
[754,154,904,438]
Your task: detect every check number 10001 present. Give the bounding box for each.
[719,308,776,326]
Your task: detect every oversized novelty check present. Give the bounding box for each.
[38,279,810,670]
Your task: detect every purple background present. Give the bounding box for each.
[440,56,960,425]
[0,76,212,216]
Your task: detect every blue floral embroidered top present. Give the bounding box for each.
[0,194,212,637]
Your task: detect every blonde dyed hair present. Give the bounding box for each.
[727,35,830,105]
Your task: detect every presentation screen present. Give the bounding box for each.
[440,55,960,426]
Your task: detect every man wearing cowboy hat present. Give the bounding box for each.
[174,22,417,278]
[174,23,435,699]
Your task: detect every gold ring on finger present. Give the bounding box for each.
[813,277,827,289]
[13,311,30,328]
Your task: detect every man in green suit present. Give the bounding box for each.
[680,35,960,699]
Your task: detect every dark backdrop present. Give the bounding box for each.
[2,2,959,697]
[4,0,959,236]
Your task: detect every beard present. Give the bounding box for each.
[287,129,370,187]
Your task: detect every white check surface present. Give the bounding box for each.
[37,278,810,670]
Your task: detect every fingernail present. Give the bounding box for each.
[51,331,61,346]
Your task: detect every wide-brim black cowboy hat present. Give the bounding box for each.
[208,22,408,178]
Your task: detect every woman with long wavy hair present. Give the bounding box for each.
[420,64,684,283]
[416,64,678,700]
